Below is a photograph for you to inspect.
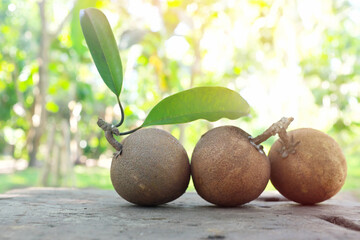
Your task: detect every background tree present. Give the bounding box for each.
[0,0,359,192]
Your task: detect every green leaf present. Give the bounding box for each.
[141,87,250,127]
[80,8,123,97]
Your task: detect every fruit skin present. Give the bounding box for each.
[268,128,347,205]
[191,126,270,207]
[110,128,190,206]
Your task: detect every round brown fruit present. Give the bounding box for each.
[110,128,190,206]
[268,128,347,205]
[191,126,270,207]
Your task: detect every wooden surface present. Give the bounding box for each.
[1,188,360,240]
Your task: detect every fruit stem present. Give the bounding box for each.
[277,124,301,158]
[97,118,123,152]
[97,118,143,153]
[251,117,294,145]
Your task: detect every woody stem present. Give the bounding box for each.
[251,117,294,145]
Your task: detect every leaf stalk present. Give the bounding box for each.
[115,96,125,127]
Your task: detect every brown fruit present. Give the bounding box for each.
[191,126,270,207]
[268,128,347,205]
[110,128,190,206]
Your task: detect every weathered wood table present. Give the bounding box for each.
[1,188,359,240]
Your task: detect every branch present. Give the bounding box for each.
[49,1,76,41]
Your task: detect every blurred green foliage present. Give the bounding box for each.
[0,166,112,193]
[0,168,40,193]
[0,0,359,192]
[1,153,359,193]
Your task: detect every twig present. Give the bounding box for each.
[252,117,294,145]
[97,118,122,152]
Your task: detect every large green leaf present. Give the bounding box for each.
[141,87,250,127]
[80,8,123,97]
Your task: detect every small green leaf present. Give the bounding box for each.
[80,8,123,97]
[141,87,250,127]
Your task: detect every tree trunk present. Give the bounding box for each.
[28,0,49,167]
[178,23,203,145]
[61,119,75,187]
[41,122,55,186]
[27,0,74,167]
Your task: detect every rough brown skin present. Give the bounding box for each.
[268,128,347,205]
[110,128,190,206]
[191,126,271,207]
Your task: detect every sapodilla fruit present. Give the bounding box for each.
[268,128,347,205]
[111,128,190,206]
[191,126,270,207]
